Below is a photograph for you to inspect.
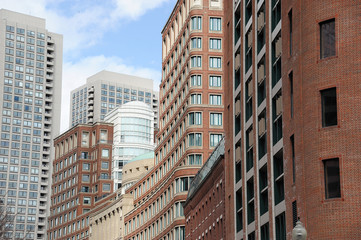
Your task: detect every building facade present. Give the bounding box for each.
[0,9,63,239]
[89,152,155,240]
[230,0,285,239]
[47,123,114,240]
[121,152,155,194]
[88,192,133,240]
[183,138,225,240]
[282,1,361,239]
[227,0,361,239]
[69,70,159,129]
[123,0,225,239]
[104,101,155,190]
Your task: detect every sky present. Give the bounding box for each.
[0,0,177,131]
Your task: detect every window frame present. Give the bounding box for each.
[319,18,336,59]
[322,158,342,200]
[320,87,338,128]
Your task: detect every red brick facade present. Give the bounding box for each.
[282,1,361,239]
[123,0,225,239]
[48,123,114,240]
[223,0,235,238]
[184,140,225,240]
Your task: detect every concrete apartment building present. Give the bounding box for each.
[47,123,114,240]
[222,0,361,239]
[69,70,159,129]
[104,101,155,190]
[0,9,62,239]
[123,0,225,239]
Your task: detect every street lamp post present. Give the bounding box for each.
[292,221,307,240]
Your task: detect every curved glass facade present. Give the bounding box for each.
[115,147,152,157]
[120,117,152,144]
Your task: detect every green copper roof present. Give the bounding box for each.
[129,151,154,162]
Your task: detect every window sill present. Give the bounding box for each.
[317,55,338,63]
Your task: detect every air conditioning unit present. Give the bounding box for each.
[235,99,241,116]
[276,95,283,116]
[247,80,253,98]
[235,146,241,162]
[257,12,265,32]
[257,64,265,83]
[234,53,241,70]
[258,117,266,136]
[247,30,253,49]
[275,37,282,58]
[248,129,254,147]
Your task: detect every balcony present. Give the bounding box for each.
[47,45,54,51]
[47,59,54,66]
[46,74,53,80]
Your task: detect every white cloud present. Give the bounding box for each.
[1,0,171,132]
[112,0,171,20]
[1,0,173,53]
[61,55,161,131]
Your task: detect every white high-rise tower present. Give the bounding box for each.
[0,9,62,239]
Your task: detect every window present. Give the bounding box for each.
[101,149,109,158]
[210,134,222,147]
[289,72,293,118]
[191,16,202,30]
[210,113,222,126]
[275,212,286,240]
[321,87,337,127]
[290,135,295,183]
[188,112,202,125]
[210,17,221,31]
[103,183,111,191]
[320,19,335,59]
[209,38,221,50]
[101,161,109,169]
[191,75,202,86]
[191,37,202,49]
[188,154,202,165]
[288,10,293,56]
[209,94,222,105]
[209,57,221,68]
[83,197,91,204]
[188,133,202,147]
[190,94,202,104]
[82,163,90,171]
[209,76,221,87]
[323,158,341,199]
[82,175,90,182]
[191,56,202,68]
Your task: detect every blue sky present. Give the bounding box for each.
[1,0,177,130]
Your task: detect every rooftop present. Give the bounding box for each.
[185,138,225,205]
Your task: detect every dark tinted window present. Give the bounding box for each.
[320,19,335,59]
[321,87,337,127]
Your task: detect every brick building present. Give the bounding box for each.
[282,1,361,239]
[183,138,225,240]
[47,122,114,240]
[123,0,225,239]
[225,0,361,239]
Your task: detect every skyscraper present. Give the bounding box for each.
[0,9,62,239]
[69,70,159,129]
[123,0,225,239]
